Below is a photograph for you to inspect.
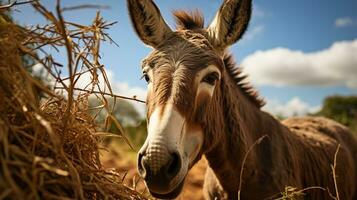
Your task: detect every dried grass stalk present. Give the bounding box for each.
[0,1,146,199]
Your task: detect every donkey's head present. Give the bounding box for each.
[127,0,251,198]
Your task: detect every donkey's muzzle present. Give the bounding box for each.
[138,150,182,192]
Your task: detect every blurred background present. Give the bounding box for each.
[7,0,357,199]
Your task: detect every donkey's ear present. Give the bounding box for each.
[207,0,252,50]
[127,0,172,48]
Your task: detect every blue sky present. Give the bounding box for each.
[12,0,357,117]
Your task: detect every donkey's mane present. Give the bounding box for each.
[173,10,265,108]
[223,54,265,108]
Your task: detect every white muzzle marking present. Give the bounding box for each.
[142,103,203,177]
[144,104,185,174]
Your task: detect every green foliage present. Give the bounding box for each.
[89,97,147,149]
[89,97,142,126]
[315,95,357,133]
[125,120,147,149]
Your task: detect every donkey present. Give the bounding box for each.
[127,0,357,199]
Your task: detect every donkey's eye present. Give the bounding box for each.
[202,72,219,85]
[141,73,150,83]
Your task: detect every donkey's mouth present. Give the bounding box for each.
[149,178,185,199]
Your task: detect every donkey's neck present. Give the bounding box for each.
[203,70,285,198]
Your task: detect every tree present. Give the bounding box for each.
[315,95,357,133]
[89,97,147,148]
[89,97,142,126]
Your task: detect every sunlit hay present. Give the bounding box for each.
[0,1,146,199]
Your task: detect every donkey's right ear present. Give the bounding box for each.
[127,0,172,48]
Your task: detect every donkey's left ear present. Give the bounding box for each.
[127,0,172,48]
[207,0,252,50]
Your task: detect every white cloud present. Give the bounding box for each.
[263,97,321,118]
[73,70,147,116]
[32,63,56,83]
[335,17,355,27]
[32,64,147,116]
[242,39,357,88]
[110,81,147,116]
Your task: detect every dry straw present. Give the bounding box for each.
[0,0,146,199]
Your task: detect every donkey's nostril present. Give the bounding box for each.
[165,152,181,179]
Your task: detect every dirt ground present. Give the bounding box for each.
[101,141,207,200]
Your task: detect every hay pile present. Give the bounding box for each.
[0,1,146,199]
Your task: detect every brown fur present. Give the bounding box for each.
[170,11,357,200]
[174,10,204,30]
[128,1,357,199]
